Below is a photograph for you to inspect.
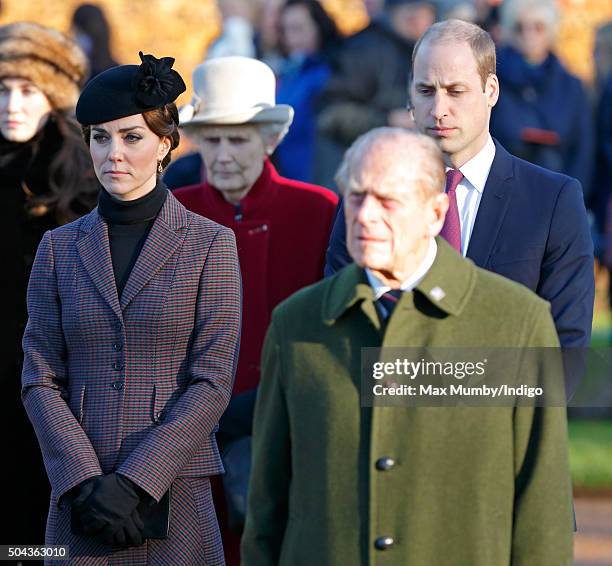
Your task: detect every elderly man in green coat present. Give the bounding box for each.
[241,128,574,565]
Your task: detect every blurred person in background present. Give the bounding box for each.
[275,0,341,182]
[491,0,594,195]
[473,0,502,42]
[441,0,477,23]
[0,22,97,545]
[71,3,119,80]
[364,0,385,18]
[589,22,612,312]
[206,0,258,59]
[255,0,285,73]
[314,0,436,188]
[175,56,338,566]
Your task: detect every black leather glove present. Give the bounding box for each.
[61,476,100,510]
[96,508,144,547]
[73,473,144,546]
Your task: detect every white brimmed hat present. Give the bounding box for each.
[180,56,294,128]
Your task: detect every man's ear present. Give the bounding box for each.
[485,73,499,108]
[429,192,449,237]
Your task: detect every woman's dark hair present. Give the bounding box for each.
[81,102,180,171]
[27,112,98,224]
[280,0,341,55]
[143,104,180,169]
[72,3,118,75]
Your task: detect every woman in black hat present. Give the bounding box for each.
[21,52,241,564]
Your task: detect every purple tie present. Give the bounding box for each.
[440,169,464,253]
[376,289,402,322]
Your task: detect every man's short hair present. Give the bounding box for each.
[411,19,496,89]
[335,127,445,200]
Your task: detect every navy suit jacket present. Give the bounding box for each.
[325,141,594,349]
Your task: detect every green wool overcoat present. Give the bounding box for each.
[242,238,573,566]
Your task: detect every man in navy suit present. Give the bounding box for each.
[325,19,594,353]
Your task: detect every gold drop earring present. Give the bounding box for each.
[158,160,163,174]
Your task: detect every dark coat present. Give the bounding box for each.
[589,75,612,257]
[325,141,594,351]
[491,46,594,194]
[313,19,414,187]
[317,19,414,147]
[22,192,241,563]
[0,118,96,545]
[163,151,205,191]
[242,239,574,565]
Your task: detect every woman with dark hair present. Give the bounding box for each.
[0,21,98,545]
[22,52,241,563]
[275,0,340,182]
[71,3,119,79]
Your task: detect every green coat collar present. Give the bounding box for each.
[322,237,476,325]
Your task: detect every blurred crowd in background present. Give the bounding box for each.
[160,0,612,273]
[0,0,611,561]
[2,0,610,308]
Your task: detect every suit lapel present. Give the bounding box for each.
[466,141,514,267]
[120,192,186,310]
[77,210,122,319]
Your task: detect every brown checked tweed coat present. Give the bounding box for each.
[22,191,241,565]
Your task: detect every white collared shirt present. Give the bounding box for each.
[447,135,496,256]
[366,238,438,299]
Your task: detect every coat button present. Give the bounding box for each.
[374,536,394,550]
[111,380,124,390]
[153,410,164,424]
[375,457,396,471]
[112,342,123,351]
[112,361,124,371]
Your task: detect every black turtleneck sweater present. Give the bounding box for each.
[98,180,167,296]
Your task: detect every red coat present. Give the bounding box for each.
[175,161,337,565]
[174,160,338,395]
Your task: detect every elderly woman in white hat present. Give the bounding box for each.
[174,55,338,565]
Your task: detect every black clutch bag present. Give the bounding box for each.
[71,488,171,540]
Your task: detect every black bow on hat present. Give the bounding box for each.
[76,52,186,126]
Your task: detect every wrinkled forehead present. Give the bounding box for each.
[349,144,432,197]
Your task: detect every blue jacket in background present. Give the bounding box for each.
[491,46,594,197]
[276,54,331,183]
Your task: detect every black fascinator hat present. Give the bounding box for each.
[76,52,186,125]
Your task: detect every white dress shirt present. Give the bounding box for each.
[366,238,438,298]
[448,135,496,256]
